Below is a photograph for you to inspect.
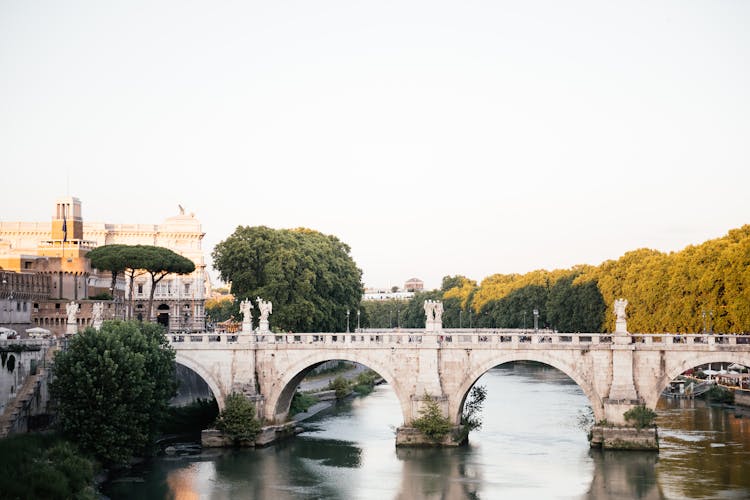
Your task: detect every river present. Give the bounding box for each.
[104,362,750,499]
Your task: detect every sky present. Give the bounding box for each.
[1,1,748,290]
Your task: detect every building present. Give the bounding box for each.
[0,197,208,335]
[404,278,424,292]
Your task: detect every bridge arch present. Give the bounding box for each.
[264,351,411,425]
[174,352,226,410]
[644,351,750,410]
[452,352,605,425]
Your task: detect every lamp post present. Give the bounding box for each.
[459,310,463,329]
[346,309,350,333]
[357,309,360,332]
[702,310,707,334]
[533,308,539,332]
[397,308,400,328]
[523,310,527,331]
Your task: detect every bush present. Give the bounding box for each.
[328,375,351,399]
[0,433,96,499]
[703,385,735,404]
[623,405,657,430]
[290,391,318,416]
[214,393,262,443]
[412,393,452,441]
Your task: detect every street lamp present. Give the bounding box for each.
[346,309,350,333]
[533,308,539,332]
[522,310,527,331]
[357,309,360,332]
[459,310,463,329]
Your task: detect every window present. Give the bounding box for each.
[137,284,143,294]
[22,302,27,312]
[24,261,32,269]
[184,283,190,294]
[55,303,60,309]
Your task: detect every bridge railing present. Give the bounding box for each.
[168,330,750,348]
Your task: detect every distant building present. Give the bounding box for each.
[0,196,208,335]
[404,278,424,292]
[362,290,415,301]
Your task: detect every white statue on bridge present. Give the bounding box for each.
[614,298,628,334]
[256,297,272,335]
[240,299,253,333]
[92,302,104,331]
[424,299,443,332]
[66,301,79,335]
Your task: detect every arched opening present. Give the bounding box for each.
[453,353,603,426]
[156,303,170,327]
[165,362,220,435]
[267,354,409,428]
[450,360,598,498]
[651,355,750,497]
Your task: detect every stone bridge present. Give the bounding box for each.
[169,327,750,447]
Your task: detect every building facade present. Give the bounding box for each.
[0,197,208,335]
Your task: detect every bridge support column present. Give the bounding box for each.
[593,333,658,450]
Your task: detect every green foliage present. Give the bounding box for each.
[205,297,238,323]
[0,433,96,499]
[623,405,657,430]
[161,398,220,435]
[328,375,351,399]
[461,385,487,432]
[412,393,452,441]
[212,226,363,332]
[87,292,113,301]
[360,299,410,328]
[214,393,262,443]
[50,321,177,465]
[352,370,379,395]
[140,245,196,321]
[290,391,319,416]
[703,386,735,404]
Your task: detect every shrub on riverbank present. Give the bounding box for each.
[214,393,261,444]
[0,433,96,499]
[290,392,319,416]
[353,370,379,396]
[703,386,735,404]
[328,375,352,399]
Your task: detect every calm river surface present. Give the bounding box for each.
[104,362,750,499]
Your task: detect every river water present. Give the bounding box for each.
[104,362,750,499]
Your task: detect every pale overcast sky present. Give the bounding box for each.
[1,1,748,290]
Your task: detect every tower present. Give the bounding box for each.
[51,197,83,242]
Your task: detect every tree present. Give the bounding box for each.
[140,246,195,322]
[87,244,129,300]
[214,393,262,444]
[50,321,177,465]
[205,296,238,323]
[212,226,363,332]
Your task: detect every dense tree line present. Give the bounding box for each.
[361,225,750,333]
[212,226,363,332]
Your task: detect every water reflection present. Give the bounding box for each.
[104,363,750,500]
